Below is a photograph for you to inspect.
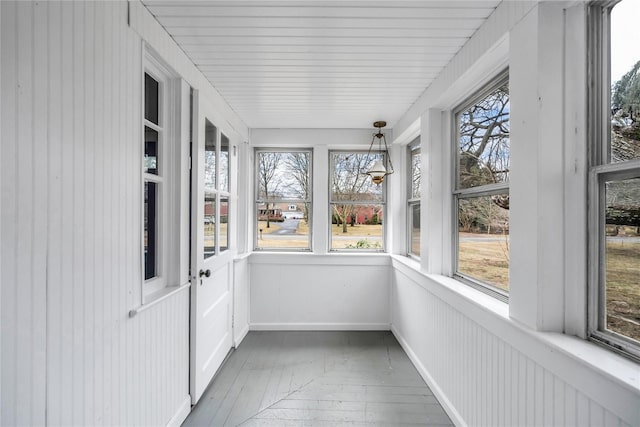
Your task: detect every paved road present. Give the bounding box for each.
[271,219,300,235]
[606,236,640,243]
[459,235,509,242]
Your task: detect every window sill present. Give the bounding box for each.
[390,255,639,396]
[130,283,191,318]
[391,254,509,319]
[249,251,392,266]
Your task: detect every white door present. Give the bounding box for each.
[190,90,235,404]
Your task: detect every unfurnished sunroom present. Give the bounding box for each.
[1,1,639,426]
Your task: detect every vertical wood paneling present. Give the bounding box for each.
[0,1,3,423]
[1,1,17,424]
[59,2,74,424]
[392,268,639,427]
[47,1,63,425]
[2,1,191,425]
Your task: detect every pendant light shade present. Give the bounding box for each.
[364,121,394,185]
[366,159,387,185]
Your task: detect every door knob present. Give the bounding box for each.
[199,269,211,278]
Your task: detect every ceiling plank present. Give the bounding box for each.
[173,35,468,46]
[147,5,496,19]
[140,0,498,128]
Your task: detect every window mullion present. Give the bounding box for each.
[144,119,162,133]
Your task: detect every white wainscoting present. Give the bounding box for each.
[391,258,639,427]
[0,2,190,425]
[250,254,391,330]
[233,255,251,345]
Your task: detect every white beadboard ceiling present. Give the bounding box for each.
[141,1,501,129]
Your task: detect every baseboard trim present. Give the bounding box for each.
[250,323,391,331]
[166,395,191,427]
[234,324,250,347]
[391,326,466,427]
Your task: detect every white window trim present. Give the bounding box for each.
[253,148,313,252]
[452,70,510,302]
[141,46,184,303]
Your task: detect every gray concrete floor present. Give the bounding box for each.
[182,331,453,426]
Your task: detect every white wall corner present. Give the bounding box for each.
[391,326,467,427]
[392,119,420,146]
[165,396,191,427]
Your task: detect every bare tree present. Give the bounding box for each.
[283,152,311,220]
[410,150,421,199]
[257,152,283,228]
[332,153,380,233]
[458,84,510,189]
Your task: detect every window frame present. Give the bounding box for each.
[588,0,640,361]
[203,122,232,258]
[329,149,387,252]
[407,137,421,258]
[452,70,510,302]
[253,148,313,252]
[141,49,182,302]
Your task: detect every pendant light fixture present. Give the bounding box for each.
[365,121,394,185]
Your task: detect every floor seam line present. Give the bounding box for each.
[235,377,317,426]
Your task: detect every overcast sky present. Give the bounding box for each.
[611,0,639,83]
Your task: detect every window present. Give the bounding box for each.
[408,138,421,257]
[255,149,312,250]
[143,70,164,286]
[589,0,640,360]
[204,122,231,257]
[142,52,182,299]
[330,151,385,251]
[453,72,510,299]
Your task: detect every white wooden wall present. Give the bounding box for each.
[233,256,251,344]
[387,2,639,425]
[391,261,639,427]
[250,254,391,330]
[0,1,251,425]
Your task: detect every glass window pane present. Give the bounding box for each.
[144,181,158,280]
[331,152,383,202]
[144,126,159,175]
[204,192,215,258]
[457,82,510,189]
[220,197,229,252]
[411,149,421,199]
[255,150,312,251]
[410,204,421,256]
[610,1,640,163]
[330,204,383,250]
[205,120,217,190]
[604,177,640,342]
[220,134,230,192]
[257,151,311,201]
[457,193,510,291]
[256,202,310,250]
[144,73,159,125]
